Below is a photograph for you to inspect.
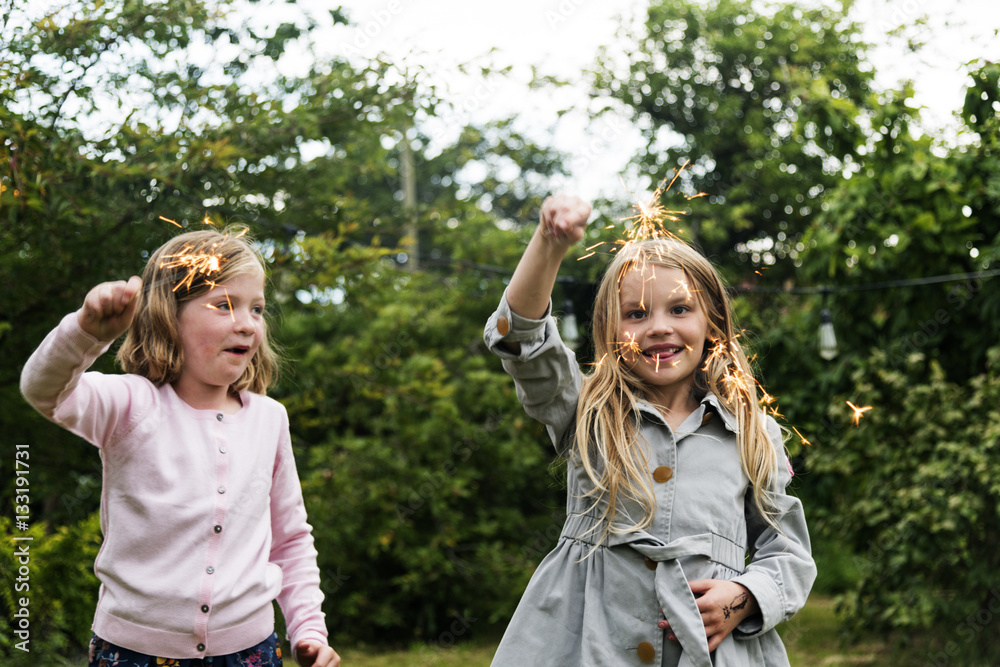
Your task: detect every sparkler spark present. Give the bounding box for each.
[157,222,243,293]
[620,179,687,243]
[846,401,873,426]
[161,243,224,293]
[159,216,183,228]
[792,427,812,447]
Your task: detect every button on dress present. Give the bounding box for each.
[485,293,816,667]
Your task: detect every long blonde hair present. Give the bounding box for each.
[116,225,280,394]
[575,239,780,539]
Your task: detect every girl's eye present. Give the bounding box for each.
[671,305,691,315]
[252,305,265,315]
[625,309,646,320]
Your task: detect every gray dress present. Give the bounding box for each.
[485,293,816,667]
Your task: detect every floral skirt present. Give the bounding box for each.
[88,632,282,667]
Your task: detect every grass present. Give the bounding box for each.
[293,596,890,666]
[784,596,882,666]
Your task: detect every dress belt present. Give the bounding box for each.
[561,515,716,667]
[628,534,714,667]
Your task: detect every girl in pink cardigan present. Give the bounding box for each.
[20,226,339,667]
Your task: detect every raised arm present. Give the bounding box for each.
[502,195,591,352]
[20,275,149,444]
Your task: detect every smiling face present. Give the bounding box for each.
[172,267,266,411]
[616,264,710,408]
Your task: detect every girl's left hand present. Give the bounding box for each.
[659,579,759,652]
[293,639,340,667]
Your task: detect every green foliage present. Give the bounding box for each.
[594,0,877,274]
[272,234,565,645]
[0,514,102,663]
[807,347,1000,662]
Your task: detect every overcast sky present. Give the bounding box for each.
[272,0,1000,198]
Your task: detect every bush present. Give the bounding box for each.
[808,346,1000,662]
[273,240,566,646]
[0,514,102,664]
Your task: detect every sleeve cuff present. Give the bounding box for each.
[287,628,329,652]
[484,289,553,359]
[64,311,113,358]
[732,569,785,637]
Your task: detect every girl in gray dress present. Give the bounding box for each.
[484,195,816,666]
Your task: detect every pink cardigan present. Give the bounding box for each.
[20,313,328,658]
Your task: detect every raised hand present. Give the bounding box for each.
[539,194,592,247]
[77,276,142,343]
[503,194,593,322]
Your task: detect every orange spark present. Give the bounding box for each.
[159,216,183,228]
[671,279,693,301]
[161,241,225,292]
[846,401,872,426]
[792,427,812,446]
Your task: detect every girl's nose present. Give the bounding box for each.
[232,309,255,334]
[647,310,674,335]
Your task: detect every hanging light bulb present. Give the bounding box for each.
[818,308,838,360]
[560,299,579,350]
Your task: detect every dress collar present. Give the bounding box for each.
[634,392,739,434]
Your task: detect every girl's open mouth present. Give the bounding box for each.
[642,346,682,360]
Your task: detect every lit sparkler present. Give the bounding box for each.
[613,162,707,246]
[846,401,872,426]
[155,217,242,295]
[161,242,224,292]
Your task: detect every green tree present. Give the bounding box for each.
[593,0,877,273]
[783,61,1000,656]
[271,231,565,644]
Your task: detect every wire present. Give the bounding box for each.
[732,268,1000,294]
[408,252,999,294]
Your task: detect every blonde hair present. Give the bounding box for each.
[576,239,780,540]
[116,225,280,394]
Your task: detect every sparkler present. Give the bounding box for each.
[161,243,224,292]
[617,162,707,245]
[846,401,872,426]
[154,215,248,323]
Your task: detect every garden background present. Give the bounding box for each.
[2,0,998,664]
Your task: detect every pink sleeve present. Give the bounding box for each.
[19,312,150,448]
[269,413,328,650]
